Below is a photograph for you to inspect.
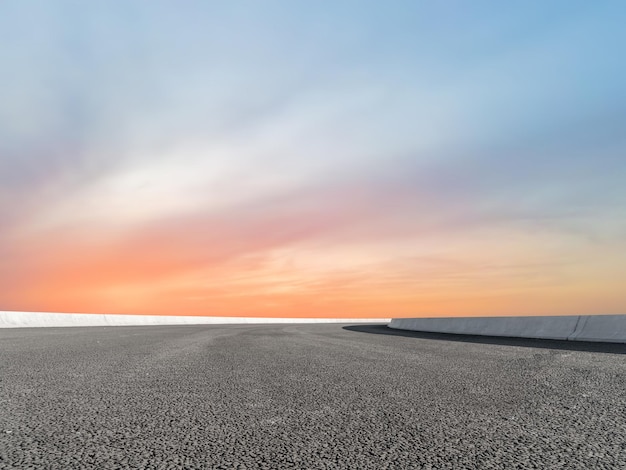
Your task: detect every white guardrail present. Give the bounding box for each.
[0,311,390,328]
[388,315,626,344]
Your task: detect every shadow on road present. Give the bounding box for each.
[343,324,626,355]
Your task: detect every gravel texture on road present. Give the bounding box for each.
[1,324,625,469]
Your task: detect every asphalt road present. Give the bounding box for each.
[1,324,625,469]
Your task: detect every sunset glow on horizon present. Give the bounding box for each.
[2,2,625,318]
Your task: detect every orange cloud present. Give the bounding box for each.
[2,164,626,318]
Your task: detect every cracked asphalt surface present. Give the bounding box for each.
[1,323,625,469]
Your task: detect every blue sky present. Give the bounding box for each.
[1,1,625,316]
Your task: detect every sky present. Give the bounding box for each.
[1,1,625,318]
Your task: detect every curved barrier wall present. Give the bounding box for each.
[388,315,626,344]
[0,311,389,328]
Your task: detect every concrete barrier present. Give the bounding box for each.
[388,315,626,344]
[0,311,390,328]
[572,315,626,343]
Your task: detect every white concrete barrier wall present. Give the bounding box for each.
[0,311,390,328]
[388,315,626,344]
[573,315,626,343]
